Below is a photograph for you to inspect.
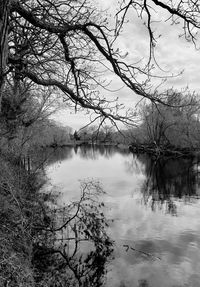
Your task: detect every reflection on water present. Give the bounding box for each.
[32,179,113,287]
[30,146,73,168]
[77,144,130,160]
[46,146,200,287]
[132,156,200,216]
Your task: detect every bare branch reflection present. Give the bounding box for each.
[32,180,114,287]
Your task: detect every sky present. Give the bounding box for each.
[53,0,200,131]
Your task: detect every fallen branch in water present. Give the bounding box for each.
[123,244,161,261]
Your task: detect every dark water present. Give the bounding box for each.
[46,145,200,287]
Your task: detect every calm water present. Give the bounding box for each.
[46,145,200,287]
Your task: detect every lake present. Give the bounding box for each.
[46,145,200,287]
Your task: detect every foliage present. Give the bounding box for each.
[0,156,40,286]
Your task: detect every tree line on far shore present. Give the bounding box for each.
[73,91,200,153]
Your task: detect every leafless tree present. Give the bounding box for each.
[116,0,200,59]
[0,0,200,127]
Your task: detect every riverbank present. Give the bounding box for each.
[129,143,200,158]
[0,154,39,286]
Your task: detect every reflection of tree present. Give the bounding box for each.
[124,154,145,175]
[0,154,113,286]
[78,145,100,160]
[28,147,74,170]
[32,180,113,286]
[30,145,130,166]
[140,156,200,215]
[119,279,149,287]
[78,145,120,160]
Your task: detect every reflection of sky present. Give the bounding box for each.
[46,149,139,201]
[46,148,200,287]
[107,196,200,286]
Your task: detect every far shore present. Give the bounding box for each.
[44,141,200,158]
[45,141,130,150]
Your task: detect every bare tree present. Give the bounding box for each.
[116,0,200,53]
[0,0,9,109]
[135,91,200,148]
[0,0,200,127]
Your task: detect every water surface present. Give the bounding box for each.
[46,145,200,287]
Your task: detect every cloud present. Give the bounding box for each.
[105,192,200,287]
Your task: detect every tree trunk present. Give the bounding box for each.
[0,0,9,112]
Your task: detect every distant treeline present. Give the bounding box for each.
[75,92,200,155]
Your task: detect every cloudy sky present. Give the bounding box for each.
[53,1,200,130]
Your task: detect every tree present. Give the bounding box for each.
[73,131,80,141]
[135,91,200,148]
[0,82,66,154]
[30,120,72,147]
[0,0,136,127]
[99,125,114,143]
[0,0,9,109]
[1,0,200,130]
[116,0,200,60]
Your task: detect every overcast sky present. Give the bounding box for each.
[53,1,200,130]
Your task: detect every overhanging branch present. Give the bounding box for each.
[24,70,134,124]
